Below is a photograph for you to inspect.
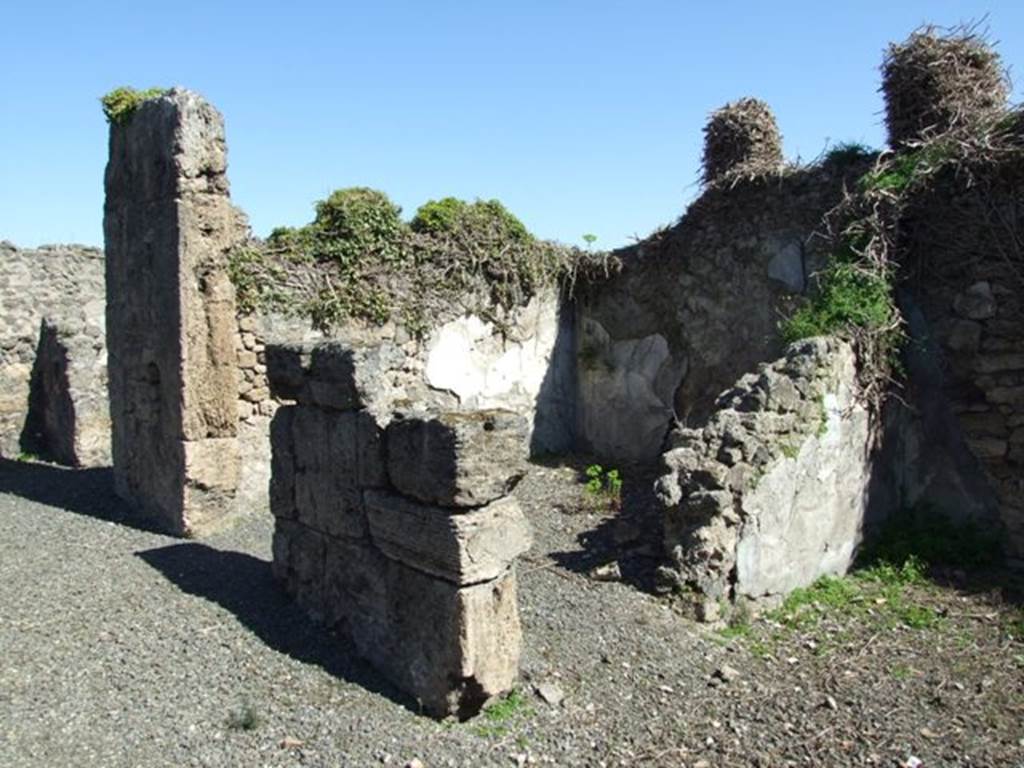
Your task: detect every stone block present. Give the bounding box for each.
[386,410,528,507]
[291,407,366,538]
[953,281,996,320]
[104,88,244,536]
[265,340,404,411]
[349,561,522,719]
[271,519,326,620]
[269,406,297,519]
[365,492,532,584]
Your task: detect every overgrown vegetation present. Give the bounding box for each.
[100,86,166,125]
[229,190,617,336]
[781,25,1024,413]
[821,141,876,170]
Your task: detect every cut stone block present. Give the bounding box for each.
[365,491,532,584]
[269,405,386,538]
[386,410,528,507]
[265,341,405,412]
[349,559,522,719]
[272,519,327,620]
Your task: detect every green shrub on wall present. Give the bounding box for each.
[230,190,615,336]
[100,86,167,125]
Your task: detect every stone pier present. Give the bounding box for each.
[267,341,532,718]
[103,89,246,535]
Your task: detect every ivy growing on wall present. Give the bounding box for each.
[229,189,617,337]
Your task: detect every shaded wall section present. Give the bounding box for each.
[0,242,108,465]
[575,164,864,463]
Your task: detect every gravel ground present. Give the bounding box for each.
[1,457,1022,767]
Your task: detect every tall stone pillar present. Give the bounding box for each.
[104,88,245,535]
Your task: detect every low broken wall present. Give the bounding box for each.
[655,337,875,620]
[0,242,109,465]
[267,341,531,717]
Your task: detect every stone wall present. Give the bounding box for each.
[104,89,247,535]
[655,338,876,619]
[0,242,109,466]
[267,340,531,717]
[903,180,1024,563]
[575,163,865,462]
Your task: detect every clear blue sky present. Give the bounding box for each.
[3,1,1023,250]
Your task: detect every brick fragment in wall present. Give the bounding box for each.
[242,386,269,404]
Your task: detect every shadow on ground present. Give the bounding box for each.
[0,457,160,531]
[546,460,664,593]
[136,542,417,713]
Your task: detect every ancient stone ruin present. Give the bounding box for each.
[1,242,109,466]
[267,341,531,716]
[103,89,247,535]
[2,24,1023,720]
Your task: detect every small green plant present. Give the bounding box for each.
[582,233,598,249]
[890,663,912,680]
[474,689,532,737]
[583,464,622,511]
[857,143,955,194]
[16,451,40,463]
[100,86,166,125]
[227,702,261,731]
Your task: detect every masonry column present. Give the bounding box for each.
[104,88,245,535]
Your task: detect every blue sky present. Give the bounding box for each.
[3,1,1023,250]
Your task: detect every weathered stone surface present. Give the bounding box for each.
[265,340,406,414]
[19,317,110,467]
[0,243,108,465]
[272,519,327,620]
[423,291,577,455]
[953,281,996,320]
[348,560,522,718]
[575,165,850,462]
[104,88,245,535]
[766,241,806,293]
[365,492,532,584]
[657,338,875,615]
[268,405,386,538]
[575,319,685,462]
[386,410,528,507]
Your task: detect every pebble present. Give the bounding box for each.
[535,681,565,706]
[713,664,741,684]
